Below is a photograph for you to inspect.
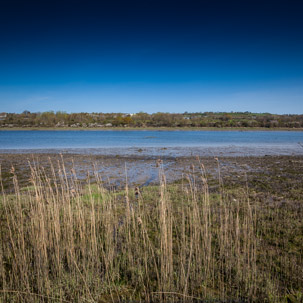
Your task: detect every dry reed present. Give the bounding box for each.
[0,157,302,302]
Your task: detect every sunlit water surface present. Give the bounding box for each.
[1,130,303,156]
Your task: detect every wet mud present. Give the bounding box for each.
[1,152,303,202]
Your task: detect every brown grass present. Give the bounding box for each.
[0,156,302,302]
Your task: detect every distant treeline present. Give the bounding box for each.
[1,111,303,128]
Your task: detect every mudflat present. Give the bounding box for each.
[1,153,303,203]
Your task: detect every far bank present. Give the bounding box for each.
[1,126,303,131]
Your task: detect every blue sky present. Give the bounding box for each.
[0,0,302,114]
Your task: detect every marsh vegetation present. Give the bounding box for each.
[0,156,302,302]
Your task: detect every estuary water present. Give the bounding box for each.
[0,130,303,157]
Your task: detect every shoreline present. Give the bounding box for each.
[1,126,303,131]
[1,144,303,157]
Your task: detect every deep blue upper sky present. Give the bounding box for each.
[0,0,302,114]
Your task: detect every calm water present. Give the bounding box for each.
[0,130,303,156]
